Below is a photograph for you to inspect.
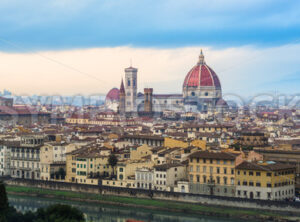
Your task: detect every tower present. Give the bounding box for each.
[119,78,126,115]
[144,88,153,114]
[125,66,138,113]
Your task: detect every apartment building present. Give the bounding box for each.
[188,151,238,197]
[153,163,186,191]
[10,135,44,180]
[235,161,295,200]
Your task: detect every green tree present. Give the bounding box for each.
[108,154,118,177]
[34,204,85,222]
[0,181,85,222]
[0,181,9,212]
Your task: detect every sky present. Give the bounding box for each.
[0,0,300,97]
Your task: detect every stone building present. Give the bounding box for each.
[10,135,44,180]
[153,163,186,191]
[188,151,237,197]
[235,161,295,200]
[135,167,154,189]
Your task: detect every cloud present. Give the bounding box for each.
[0,44,299,97]
[0,0,299,49]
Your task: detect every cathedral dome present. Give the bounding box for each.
[105,88,120,102]
[183,51,221,89]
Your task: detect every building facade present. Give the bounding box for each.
[188,151,237,197]
[10,135,44,180]
[235,161,295,200]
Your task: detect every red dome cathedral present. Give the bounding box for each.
[182,50,223,112]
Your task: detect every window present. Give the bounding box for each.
[119,168,124,172]
[190,166,193,172]
[203,166,206,173]
[203,176,207,183]
[231,168,234,175]
[223,168,227,174]
[256,172,261,176]
[127,80,131,86]
[196,166,200,172]
[267,172,272,177]
[256,182,261,187]
[191,92,195,96]
[249,181,254,186]
[237,190,241,196]
[267,183,272,188]
[243,181,247,186]
[190,175,193,181]
[237,180,240,185]
[230,178,234,185]
[217,177,220,184]
[223,177,227,185]
[217,167,220,174]
[253,192,260,199]
[197,175,200,182]
[249,171,253,176]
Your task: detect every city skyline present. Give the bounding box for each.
[0,1,300,96]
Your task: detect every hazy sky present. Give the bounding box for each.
[0,0,300,97]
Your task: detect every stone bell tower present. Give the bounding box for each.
[125,66,137,113]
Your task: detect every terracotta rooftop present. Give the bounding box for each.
[189,151,238,160]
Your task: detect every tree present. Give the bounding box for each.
[0,181,85,222]
[108,154,118,177]
[0,181,9,212]
[34,204,85,222]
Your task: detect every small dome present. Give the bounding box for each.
[216,98,228,107]
[105,88,120,102]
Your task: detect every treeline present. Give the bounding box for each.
[0,181,85,222]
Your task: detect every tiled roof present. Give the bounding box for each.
[236,161,295,171]
[189,151,237,160]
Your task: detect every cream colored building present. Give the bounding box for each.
[153,163,187,191]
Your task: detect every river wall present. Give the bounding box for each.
[4,178,300,214]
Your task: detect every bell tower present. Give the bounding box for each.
[125,66,137,113]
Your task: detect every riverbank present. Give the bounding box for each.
[5,185,300,222]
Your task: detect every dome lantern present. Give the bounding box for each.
[197,49,205,65]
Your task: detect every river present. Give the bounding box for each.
[8,194,239,222]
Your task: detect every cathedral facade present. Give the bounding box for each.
[105,51,227,114]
